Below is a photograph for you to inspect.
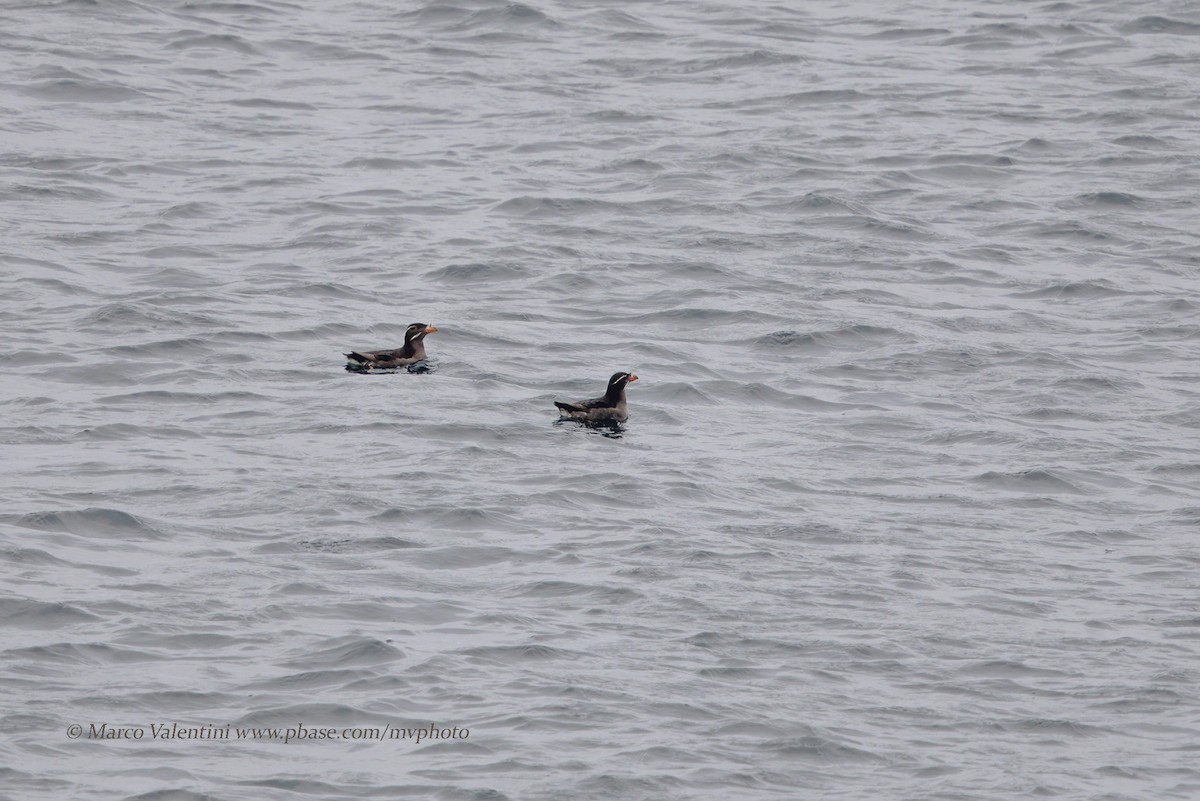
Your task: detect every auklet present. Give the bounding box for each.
[344,323,437,369]
[554,372,638,422]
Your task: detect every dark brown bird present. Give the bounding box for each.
[345,323,437,369]
[554,372,638,422]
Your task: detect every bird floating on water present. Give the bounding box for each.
[344,322,437,370]
[554,372,638,422]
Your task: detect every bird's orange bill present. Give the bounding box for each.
[629,375,639,382]
[425,326,438,333]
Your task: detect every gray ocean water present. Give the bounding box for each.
[2,1,1199,799]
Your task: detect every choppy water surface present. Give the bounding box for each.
[2,1,1199,799]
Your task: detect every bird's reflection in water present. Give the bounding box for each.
[344,360,434,375]
[553,418,625,440]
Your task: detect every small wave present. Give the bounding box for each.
[167,33,259,54]
[1052,375,1138,393]
[352,536,424,552]
[451,2,561,31]
[272,282,362,300]
[1021,406,1106,422]
[493,195,629,218]
[678,50,802,74]
[753,325,909,352]
[339,157,423,170]
[2,254,76,276]
[1010,137,1059,152]
[20,78,147,103]
[1151,463,1200,476]
[227,97,317,110]
[125,688,239,710]
[0,546,67,566]
[762,735,886,763]
[0,349,80,366]
[1122,16,1200,36]
[723,522,849,544]
[956,659,1068,678]
[532,271,602,293]
[1065,192,1143,207]
[104,337,214,357]
[1011,719,1109,737]
[239,668,374,692]
[921,430,1021,447]
[942,23,1042,48]
[592,157,665,174]
[118,789,216,801]
[582,109,660,123]
[460,644,579,664]
[95,390,267,407]
[180,2,282,16]
[371,505,520,529]
[513,580,641,604]
[1047,528,1144,544]
[641,382,714,406]
[265,39,388,62]
[78,423,203,441]
[231,703,386,728]
[775,88,869,105]
[835,215,933,240]
[289,637,403,668]
[12,182,113,201]
[398,3,473,26]
[706,89,867,109]
[579,9,658,32]
[265,539,352,554]
[758,191,859,214]
[628,308,784,327]
[79,302,220,332]
[4,642,163,664]
[47,229,131,246]
[914,164,1010,184]
[1011,281,1121,300]
[926,152,1012,167]
[709,381,871,412]
[866,27,950,40]
[157,201,221,219]
[14,508,164,538]
[0,598,100,628]
[409,545,521,570]
[425,261,529,282]
[974,470,1086,494]
[1112,134,1173,148]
